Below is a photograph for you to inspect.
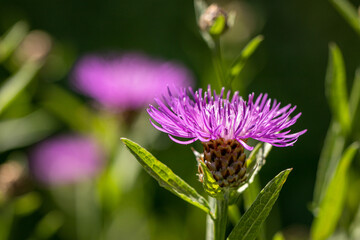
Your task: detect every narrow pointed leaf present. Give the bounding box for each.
[311,142,359,240]
[228,169,292,240]
[330,0,360,36]
[228,35,264,83]
[121,138,211,214]
[325,43,351,134]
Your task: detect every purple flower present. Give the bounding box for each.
[72,52,193,111]
[30,135,104,185]
[148,86,307,150]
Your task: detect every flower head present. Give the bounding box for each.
[148,86,306,150]
[148,86,307,188]
[29,135,104,186]
[72,52,193,111]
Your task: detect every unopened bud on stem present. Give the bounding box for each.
[199,4,229,37]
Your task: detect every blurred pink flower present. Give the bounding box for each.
[30,135,103,185]
[72,52,194,111]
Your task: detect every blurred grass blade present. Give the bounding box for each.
[121,138,211,214]
[330,0,360,36]
[325,43,351,134]
[312,121,345,210]
[14,192,42,216]
[34,211,64,239]
[228,35,264,83]
[311,142,359,240]
[228,169,292,240]
[41,85,94,132]
[0,110,58,152]
[350,68,360,120]
[0,61,42,115]
[0,21,29,63]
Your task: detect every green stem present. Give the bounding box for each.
[211,38,228,89]
[206,197,216,240]
[214,193,229,240]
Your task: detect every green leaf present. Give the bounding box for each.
[0,21,29,63]
[325,43,351,134]
[0,61,42,115]
[228,35,264,83]
[199,161,222,198]
[121,138,211,215]
[311,142,359,240]
[228,169,292,240]
[191,148,222,198]
[330,0,360,37]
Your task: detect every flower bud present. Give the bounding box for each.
[199,4,229,36]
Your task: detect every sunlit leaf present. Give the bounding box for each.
[0,21,29,63]
[311,142,359,240]
[121,138,211,215]
[228,169,292,240]
[228,35,264,83]
[199,161,222,198]
[325,43,351,134]
[0,61,42,115]
[330,0,360,36]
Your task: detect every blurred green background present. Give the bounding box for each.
[0,0,359,239]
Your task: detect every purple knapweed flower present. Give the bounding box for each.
[29,135,104,186]
[72,52,193,111]
[148,86,307,188]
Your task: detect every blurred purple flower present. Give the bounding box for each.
[30,135,104,185]
[148,86,307,150]
[72,52,193,110]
